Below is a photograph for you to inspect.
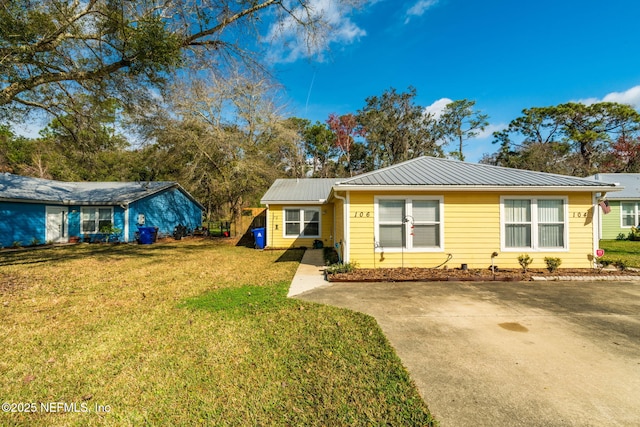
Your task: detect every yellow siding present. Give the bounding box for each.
[266,204,334,249]
[346,191,597,269]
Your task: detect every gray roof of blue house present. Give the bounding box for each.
[335,157,621,190]
[260,178,340,204]
[0,173,203,208]
[586,173,640,199]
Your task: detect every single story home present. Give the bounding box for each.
[0,173,203,248]
[261,156,622,270]
[587,173,640,239]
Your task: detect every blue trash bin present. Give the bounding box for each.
[253,227,266,249]
[138,227,155,245]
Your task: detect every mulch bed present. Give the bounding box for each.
[327,267,640,282]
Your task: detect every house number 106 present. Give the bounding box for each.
[354,211,371,218]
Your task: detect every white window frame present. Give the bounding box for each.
[283,207,321,238]
[620,201,640,228]
[500,196,569,252]
[374,196,444,252]
[81,207,114,234]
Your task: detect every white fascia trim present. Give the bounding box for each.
[334,185,623,193]
[332,191,349,263]
[260,200,327,205]
[345,192,350,263]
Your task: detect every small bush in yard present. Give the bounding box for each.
[615,259,628,271]
[326,261,357,274]
[599,258,612,267]
[517,254,533,273]
[544,257,562,272]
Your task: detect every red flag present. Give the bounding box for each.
[599,200,611,214]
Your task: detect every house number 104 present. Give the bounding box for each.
[354,211,371,218]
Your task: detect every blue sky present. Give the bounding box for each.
[269,0,640,162]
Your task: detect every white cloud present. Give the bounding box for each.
[265,0,366,64]
[577,85,640,108]
[404,0,439,24]
[424,97,452,119]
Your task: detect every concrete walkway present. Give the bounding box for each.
[288,249,328,297]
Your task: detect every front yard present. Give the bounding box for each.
[599,239,640,268]
[0,240,436,426]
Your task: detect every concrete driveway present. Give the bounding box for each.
[298,281,640,426]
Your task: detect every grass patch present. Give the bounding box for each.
[179,281,297,318]
[0,240,436,426]
[599,240,640,268]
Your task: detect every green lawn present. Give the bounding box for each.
[0,240,437,426]
[599,240,640,268]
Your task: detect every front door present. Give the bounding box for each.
[46,206,68,243]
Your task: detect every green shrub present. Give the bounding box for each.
[599,258,613,267]
[615,259,628,271]
[517,254,533,272]
[11,241,22,248]
[544,257,562,272]
[325,262,357,274]
[616,233,627,240]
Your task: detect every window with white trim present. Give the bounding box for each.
[502,197,567,250]
[621,202,639,227]
[81,207,114,233]
[376,197,443,250]
[284,208,320,238]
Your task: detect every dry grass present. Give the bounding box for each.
[0,239,436,426]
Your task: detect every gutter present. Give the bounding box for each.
[0,198,130,206]
[259,199,327,205]
[120,203,130,243]
[332,184,623,193]
[332,192,349,263]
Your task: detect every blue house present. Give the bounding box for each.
[0,173,203,248]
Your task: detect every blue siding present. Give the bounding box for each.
[128,188,202,240]
[114,206,125,240]
[0,202,46,248]
[1,187,202,246]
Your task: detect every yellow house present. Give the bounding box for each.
[261,157,622,270]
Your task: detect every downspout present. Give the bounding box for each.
[265,204,270,248]
[121,204,129,243]
[333,191,349,263]
[592,193,602,268]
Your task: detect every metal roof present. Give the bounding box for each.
[587,173,640,199]
[260,178,340,204]
[0,173,203,208]
[336,157,620,190]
